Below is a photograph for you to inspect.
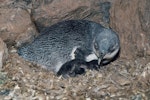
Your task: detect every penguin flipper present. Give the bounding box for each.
[74,47,92,60]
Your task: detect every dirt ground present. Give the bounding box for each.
[0,46,149,100]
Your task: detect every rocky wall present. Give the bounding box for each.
[110,0,150,59]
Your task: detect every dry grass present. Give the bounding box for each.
[0,47,149,100]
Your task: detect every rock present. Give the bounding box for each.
[0,0,114,47]
[31,0,111,31]
[0,38,8,70]
[0,7,38,47]
[15,26,38,47]
[110,0,150,59]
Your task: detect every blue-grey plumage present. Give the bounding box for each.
[18,20,120,75]
[92,28,120,65]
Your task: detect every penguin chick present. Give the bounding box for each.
[57,59,87,78]
[57,59,99,78]
[18,20,120,76]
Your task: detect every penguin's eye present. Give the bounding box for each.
[108,46,115,53]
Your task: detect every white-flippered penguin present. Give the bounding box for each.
[18,20,120,77]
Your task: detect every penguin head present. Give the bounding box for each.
[93,29,120,65]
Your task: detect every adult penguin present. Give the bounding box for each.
[18,20,120,77]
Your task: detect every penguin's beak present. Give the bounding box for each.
[93,50,104,66]
[97,54,104,66]
[98,58,101,65]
